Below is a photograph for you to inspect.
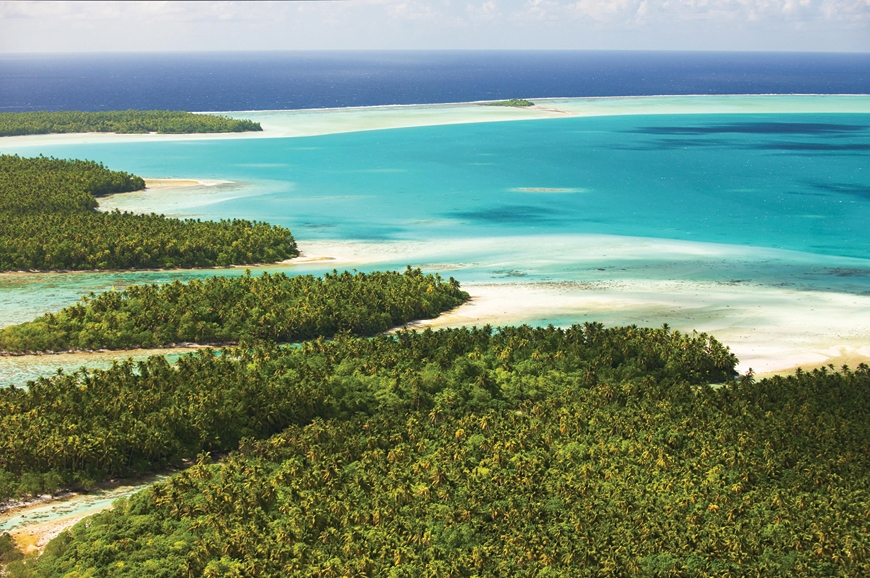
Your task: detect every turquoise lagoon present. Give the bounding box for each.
[1,96,869,384]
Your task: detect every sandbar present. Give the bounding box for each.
[97,178,241,215]
[1,95,867,150]
[142,178,206,189]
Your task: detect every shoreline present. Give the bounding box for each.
[141,178,221,189]
[2,235,868,380]
[0,344,213,358]
[0,252,331,278]
[0,472,171,555]
[1,94,867,148]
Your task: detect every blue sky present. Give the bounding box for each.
[1,0,868,52]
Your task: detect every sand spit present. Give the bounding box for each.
[1,96,867,150]
[96,178,245,215]
[142,178,218,189]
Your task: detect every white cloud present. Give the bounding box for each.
[387,1,439,20]
[0,0,867,51]
[508,0,869,23]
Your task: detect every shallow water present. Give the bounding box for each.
[0,474,165,535]
[1,96,869,383]
[5,109,869,257]
[0,349,192,388]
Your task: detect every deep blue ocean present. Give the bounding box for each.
[1,51,868,112]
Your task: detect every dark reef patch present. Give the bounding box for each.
[807,181,870,198]
[754,143,870,152]
[450,205,562,225]
[824,268,870,277]
[632,122,869,136]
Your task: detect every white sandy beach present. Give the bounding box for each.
[142,178,212,188]
[96,178,244,215]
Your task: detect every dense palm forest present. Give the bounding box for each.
[0,155,297,271]
[5,325,869,576]
[0,268,469,352]
[0,110,261,136]
[0,323,734,503]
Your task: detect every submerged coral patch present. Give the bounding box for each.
[512,187,588,193]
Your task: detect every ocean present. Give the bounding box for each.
[0,51,868,112]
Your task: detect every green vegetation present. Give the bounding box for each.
[482,99,534,107]
[3,325,868,576]
[8,326,869,576]
[1,146,865,575]
[0,110,261,136]
[0,325,731,500]
[0,155,297,271]
[0,268,469,352]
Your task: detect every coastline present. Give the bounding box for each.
[1,95,868,149]
[96,178,255,217]
[0,473,168,555]
[0,249,332,279]
[2,235,868,383]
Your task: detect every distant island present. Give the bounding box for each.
[0,155,296,271]
[482,99,534,107]
[0,110,262,137]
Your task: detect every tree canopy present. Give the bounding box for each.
[482,99,534,107]
[0,155,297,271]
[0,268,470,352]
[0,110,261,136]
[5,325,868,577]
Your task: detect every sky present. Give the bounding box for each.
[0,0,868,53]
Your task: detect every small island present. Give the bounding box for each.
[482,99,534,107]
[0,155,297,271]
[0,110,262,137]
